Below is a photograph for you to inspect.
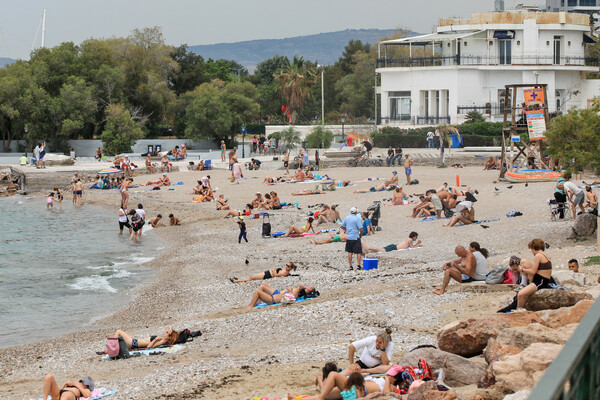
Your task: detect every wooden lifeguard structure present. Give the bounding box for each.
[498,83,551,180]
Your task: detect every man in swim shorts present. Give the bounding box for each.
[427,190,443,218]
[310,232,347,245]
[362,232,422,254]
[433,245,476,295]
[404,154,414,185]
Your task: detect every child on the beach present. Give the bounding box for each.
[53,187,63,211]
[237,216,248,243]
[169,214,181,226]
[47,193,55,209]
[149,214,162,227]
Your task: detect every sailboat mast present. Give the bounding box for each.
[41,9,46,48]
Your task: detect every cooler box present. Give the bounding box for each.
[363,257,379,270]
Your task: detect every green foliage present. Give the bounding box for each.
[305,126,334,148]
[169,44,206,95]
[464,110,485,123]
[100,103,144,155]
[246,124,265,135]
[584,256,600,265]
[372,133,498,148]
[275,56,317,123]
[546,107,600,173]
[256,55,290,85]
[278,127,302,151]
[458,122,503,136]
[335,51,374,118]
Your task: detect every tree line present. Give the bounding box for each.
[0,26,396,154]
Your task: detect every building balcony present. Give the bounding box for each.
[376,55,599,69]
[457,104,506,116]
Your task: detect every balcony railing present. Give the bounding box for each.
[379,115,450,125]
[377,55,599,68]
[457,105,507,115]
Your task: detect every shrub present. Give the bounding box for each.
[465,111,485,123]
[305,126,334,148]
[457,122,503,136]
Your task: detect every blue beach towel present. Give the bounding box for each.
[254,296,313,308]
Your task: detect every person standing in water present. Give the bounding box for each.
[54,187,63,211]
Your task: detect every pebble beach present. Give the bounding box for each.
[1,161,599,400]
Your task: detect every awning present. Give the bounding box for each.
[493,30,515,39]
[584,34,596,44]
[380,30,484,45]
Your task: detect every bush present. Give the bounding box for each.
[465,111,485,123]
[305,126,334,149]
[457,122,503,136]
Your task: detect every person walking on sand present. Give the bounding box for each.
[228,147,237,170]
[282,151,290,174]
[231,160,243,184]
[341,207,363,270]
[404,154,414,185]
[237,216,248,243]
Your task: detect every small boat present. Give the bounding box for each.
[505,169,562,183]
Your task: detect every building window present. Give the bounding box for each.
[499,39,512,65]
[389,92,411,121]
[568,0,577,5]
[580,0,596,5]
[560,0,564,5]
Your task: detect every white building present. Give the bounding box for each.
[546,0,600,15]
[376,12,600,125]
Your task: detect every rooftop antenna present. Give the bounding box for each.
[31,9,47,52]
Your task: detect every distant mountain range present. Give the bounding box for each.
[189,29,416,71]
[0,57,15,68]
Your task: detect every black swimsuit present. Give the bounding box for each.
[263,268,282,280]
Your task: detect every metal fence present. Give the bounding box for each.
[457,105,506,115]
[376,55,598,68]
[529,296,600,400]
[378,116,451,125]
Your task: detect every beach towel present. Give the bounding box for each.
[419,216,450,222]
[254,296,313,308]
[34,389,117,400]
[101,344,183,359]
[174,181,184,185]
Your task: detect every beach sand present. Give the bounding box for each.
[1,163,599,399]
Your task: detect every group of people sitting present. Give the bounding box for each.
[432,242,489,295]
[167,145,187,160]
[192,176,213,202]
[249,191,282,210]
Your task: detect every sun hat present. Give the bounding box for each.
[350,207,358,214]
[80,377,95,391]
[239,216,244,220]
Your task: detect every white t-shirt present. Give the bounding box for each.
[472,251,488,281]
[136,209,146,220]
[352,336,395,368]
[427,131,434,139]
[119,209,128,222]
[563,181,582,195]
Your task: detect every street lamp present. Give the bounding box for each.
[317,64,325,125]
[24,124,29,134]
[241,124,247,158]
[340,114,346,143]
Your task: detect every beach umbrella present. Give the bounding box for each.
[98,168,122,175]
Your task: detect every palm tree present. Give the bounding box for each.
[275,56,317,124]
[280,126,302,152]
[437,125,459,166]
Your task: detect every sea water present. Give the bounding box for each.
[0,196,160,349]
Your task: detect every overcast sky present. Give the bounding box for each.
[0,0,497,60]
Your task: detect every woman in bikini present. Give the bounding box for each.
[516,239,555,309]
[443,201,475,227]
[42,374,93,400]
[260,193,274,209]
[222,204,253,219]
[300,371,383,400]
[113,326,180,350]
[270,191,282,209]
[246,282,316,308]
[292,189,323,196]
[216,194,230,210]
[283,217,314,237]
[231,262,297,283]
[122,157,132,177]
[54,187,64,211]
[120,178,131,210]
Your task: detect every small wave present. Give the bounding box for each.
[85,256,153,270]
[111,269,132,278]
[68,276,117,293]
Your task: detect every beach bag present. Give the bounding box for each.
[106,336,130,359]
[486,265,509,284]
[262,213,271,237]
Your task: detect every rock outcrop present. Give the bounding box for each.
[525,289,592,311]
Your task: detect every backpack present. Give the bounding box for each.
[262,213,271,237]
[106,336,131,359]
[486,265,509,284]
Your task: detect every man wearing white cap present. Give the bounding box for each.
[341,207,363,270]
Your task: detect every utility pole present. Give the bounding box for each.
[41,9,46,48]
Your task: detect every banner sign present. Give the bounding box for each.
[526,110,546,141]
[523,88,545,105]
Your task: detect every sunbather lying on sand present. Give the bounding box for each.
[231,262,297,283]
[146,174,170,186]
[246,282,316,308]
[310,232,347,245]
[223,204,253,218]
[263,176,288,184]
[363,232,422,253]
[113,326,179,349]
[354,183,396,193]
[292,189,323,196]
[283,217,314,237]
[298,371,384,400]
[42,374,94,400]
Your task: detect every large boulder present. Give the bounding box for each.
[552,270,587,287]
[437,312,543,357]
[452,385,505,400]
[491,342,562,393]
[398,347,486,387]
[525,289,592,311]
[45,154,75,166]
[483,337,522,365]
[569,212,597,237]
[407,380,457,400]
[494,322,571,350]
[536,299,593,328]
